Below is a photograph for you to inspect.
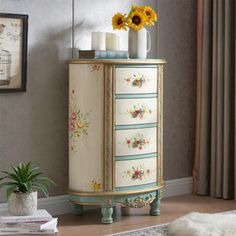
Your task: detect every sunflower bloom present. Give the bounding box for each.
[142,6,157,26]
[133,6,145,13]
[127,11,146,31]
[112,12,127,30]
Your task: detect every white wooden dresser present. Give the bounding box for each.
[68,59,166,224]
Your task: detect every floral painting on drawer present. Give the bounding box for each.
[116,98,157,125]
[128,104,152,119]
[116,67,157,94]
[124,165,152,181]
[116,128,157,156]
[125,73,150,88]
[115,158,157,188]
[126,133,150,150]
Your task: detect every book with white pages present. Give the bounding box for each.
[0,223,58,235]
[0,210,52,223]
[17,218,58,230]
[0,217,58,231]
[0,229,58,235]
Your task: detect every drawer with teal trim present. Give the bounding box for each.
[115,97,157,125]
[115,67,158,94]
[115,127,157,156]
[114,65,159,191]
[115,156,157,188]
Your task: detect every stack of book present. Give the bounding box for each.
[78,50,129,59]
[0,209,58,235]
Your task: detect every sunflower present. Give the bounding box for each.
[127,11,146,31]
[133,6,145,13]
[112,12,127,30]
[142,6,157,26]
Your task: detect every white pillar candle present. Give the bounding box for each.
[106,33,120,51]
[91,32,106,50]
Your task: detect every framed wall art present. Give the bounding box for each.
[0,13,28,92]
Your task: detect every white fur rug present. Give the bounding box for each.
[168,212,236,236]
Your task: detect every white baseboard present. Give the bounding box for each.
[163,177,193,198]
[0,195,74,216]
[0,177,192,216]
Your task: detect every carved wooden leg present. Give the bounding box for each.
[73,204,83,215]
[101,206,113,224]
[150,190,161,216]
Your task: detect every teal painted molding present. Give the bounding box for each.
[115,93,158,99]
[113,191,157,207]
[69,190,159,206]
[115,152,157,161]
[115,123,157,130]
[70,195,108,204]
[115,182,157,192]
[69,190,162,223]
[115,65,158,68]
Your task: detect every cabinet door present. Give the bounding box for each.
[115,67,157,94]
[69,64,104,192]
[115,98,157,125]
[115,127,157,156]
[115,157,157,188]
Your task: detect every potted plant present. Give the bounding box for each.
[112,5,157,59]
[0,162,55,216]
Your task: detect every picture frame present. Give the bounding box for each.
[0,13,28,92]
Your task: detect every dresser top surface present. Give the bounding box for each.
[68,59,167,65]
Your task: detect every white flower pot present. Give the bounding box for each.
[8,191,37,216]
[128,28,151,59]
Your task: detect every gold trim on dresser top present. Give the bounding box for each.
[68,184,164,196]
[68,59,167,65]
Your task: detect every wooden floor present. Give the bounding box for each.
[57,194,236,236]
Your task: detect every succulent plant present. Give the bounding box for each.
[0,162,55,199]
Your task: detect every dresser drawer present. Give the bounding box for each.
[115,157,157,188]
[115,67,157,94]
[115,98,157,125]
[115,127,157,156]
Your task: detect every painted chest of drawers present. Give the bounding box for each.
[68,59,166,224]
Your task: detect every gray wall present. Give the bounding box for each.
[157,0,196,179]
[0,0,72,203]
[0,0,196,202]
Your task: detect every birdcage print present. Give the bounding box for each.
[0,48,11,85]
